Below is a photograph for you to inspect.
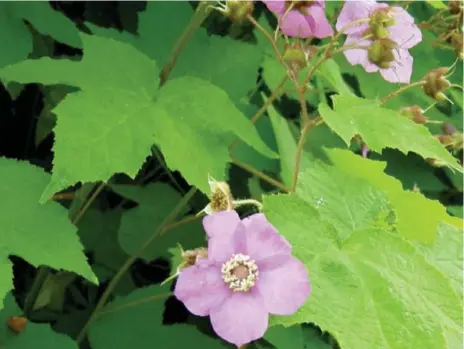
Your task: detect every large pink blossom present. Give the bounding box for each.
[263,0,334,38]
[336,0,422,83]
[174,211,310,347]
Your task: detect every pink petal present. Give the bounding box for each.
[203,210,240,238]
[256,257,310,315]
[210,290,268,347]
[280,11,313,38]
[307,5,334,38]
[389,7,422,49]
[342,35,373,67]
[262,0,286,13]
[335,0,376,35]
[174,261,230,316]
[379,48,413,84]
[208,222,248,263]
[242,213,291,262]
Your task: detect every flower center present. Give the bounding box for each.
[367,39,398,68]
[285,1,314,15]
[221,254,259,292]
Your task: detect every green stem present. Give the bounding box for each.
[72,182,105,225]
[75,187,197,344]
[379,81,426,104]
[159,1,211,86]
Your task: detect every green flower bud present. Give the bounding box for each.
[423,67,452,101]
[400,106,428,124]
[224,0,254,23]
[283,43,308,70]
[368,39,397,68]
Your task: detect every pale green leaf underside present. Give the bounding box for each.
[325,148,462,242]
[0,293,78,348]
[319,95,461,171]
[0,159,96,307]
[264,188,461,349]
[88,285,227,349]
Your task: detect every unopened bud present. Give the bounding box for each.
[181,248,208,270]
[423,67,452,101]
[368,39,397,69]
[200,176,234,215]
[437,134,454,146]
[283,43,308,71]
[442,122,457,135]
[224,0,254,23]
[449,0,463,14]
[426,158,447,168]
[451,31,463,59]
[400,105,428,124]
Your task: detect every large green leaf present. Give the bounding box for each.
[263,189,462,349]
[113,183,205,261]
[88,285,227,349]
[155,77,276,193]
[0,293,78,348]
[325,148,461,242]
[319,94,461,171]
[0,159,96,308]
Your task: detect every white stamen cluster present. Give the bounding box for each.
[221,253,259,292]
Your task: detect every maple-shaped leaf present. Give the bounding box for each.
[0,33,274,198]
[263,184,462,349]
[0,159,96,308]
[319,94,461,171]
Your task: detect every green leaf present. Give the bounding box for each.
[426,0,447,9]
[319,94,461,171]
[114,183,205,261]
[296,162,392,238]
[0,293,78,348]
[0,158,96,307]
[0,33,160,202]
[155,77,276,193]
[9,2,81,48]
[316,59,353,96]
[263,190,462,349]
[264,325,304,349]
[0,4,32,68]
[325,148,461,242]
[88,285,227,349]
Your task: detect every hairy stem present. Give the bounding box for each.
[231,157,290,192]
[76,187,197,344]
[159,1,211,86]
[379,81,426,104]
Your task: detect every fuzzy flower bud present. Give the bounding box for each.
[200,175,234,215]
[224,0,254,23]
[422,67,451,101]
[449,0,463,15]
[442,123,457,135]
[367,39,397,69]
[283,43,309,71]
[399,105,428,124]
[181,247,208,270]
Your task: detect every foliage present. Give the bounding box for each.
[0,1,461,349]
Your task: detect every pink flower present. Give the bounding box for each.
[336,0,422,83]
[262,0,334,38]
[174,211,310,347]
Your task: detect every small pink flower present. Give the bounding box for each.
[263,0,334,39]
[336,0,422,83]
[174,211,310,347]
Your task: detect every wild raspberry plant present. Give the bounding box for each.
[0,1,461,349]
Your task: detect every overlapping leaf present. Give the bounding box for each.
[0,159,96,308]
[263,169,462,349]
[319,94,461,170]
[325,148,462,242]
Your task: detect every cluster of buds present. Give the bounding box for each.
[422,67,452,101]
[399,105,428,124]
[367,8,396,40]
[219,0,254,23]
[367,38,398,69]
[449,0,463,15]
[436,123,463,152]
